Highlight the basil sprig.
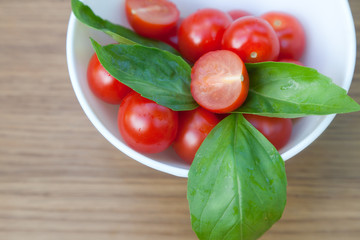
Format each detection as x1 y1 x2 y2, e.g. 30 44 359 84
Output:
235 62 360 117
71 0 179 55
188 114 287 240
91 39 198 111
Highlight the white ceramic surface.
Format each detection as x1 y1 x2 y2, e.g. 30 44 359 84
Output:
67 0 356 178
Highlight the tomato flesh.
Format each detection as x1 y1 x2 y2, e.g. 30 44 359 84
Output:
261 11 306 60
87 53 131 104
222 16 280 63
125 0 179 39
173 107 220 164
177 8 232 63
191 50 249 113
118 92 178 154
244 114 292 150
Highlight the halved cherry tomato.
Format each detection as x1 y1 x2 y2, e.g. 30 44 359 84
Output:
177 8 232 63
118 92 178 154
261 11 306 60
228 9 251 21
191 50 249 113
172 107 220 164
125 0 179 39
244 114 292 150
222 16 280 63
87 53 131 104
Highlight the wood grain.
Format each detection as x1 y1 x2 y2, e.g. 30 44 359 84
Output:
0 0 359 239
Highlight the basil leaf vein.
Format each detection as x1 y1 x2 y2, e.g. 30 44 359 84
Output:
188 114 287 240
234 62 360 118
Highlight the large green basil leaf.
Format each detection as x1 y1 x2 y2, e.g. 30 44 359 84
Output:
188 114 287 240
71 0 179 54
91 39 198 111
234 62 360 118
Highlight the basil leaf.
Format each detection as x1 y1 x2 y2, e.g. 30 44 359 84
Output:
91 39 198 111
71 0 179 55
234 62 360 118
188 114 287 240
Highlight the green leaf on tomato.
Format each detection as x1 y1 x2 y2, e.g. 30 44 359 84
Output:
71 0 179 55
234 62 360 118
188 113 287 240
91 39 198 111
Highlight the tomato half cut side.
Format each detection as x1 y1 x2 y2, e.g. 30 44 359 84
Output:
191 50 249 114
125 0 179 39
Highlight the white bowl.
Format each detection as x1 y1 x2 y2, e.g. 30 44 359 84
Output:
66 0 356 178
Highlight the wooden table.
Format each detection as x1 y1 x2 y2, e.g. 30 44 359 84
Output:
0 1 359 239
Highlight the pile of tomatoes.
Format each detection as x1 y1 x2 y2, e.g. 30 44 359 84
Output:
87 0 306 164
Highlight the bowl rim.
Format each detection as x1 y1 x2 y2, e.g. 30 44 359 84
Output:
66 0 357 178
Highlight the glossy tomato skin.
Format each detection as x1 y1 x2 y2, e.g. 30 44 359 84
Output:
172 107 220 164
244 114 292 150
261 12 306 60
191 50 249 113
221 16 280 63
228 9 251 21
177 8 232 63
125 0 180 39
87 53 131 104
118 92 178 154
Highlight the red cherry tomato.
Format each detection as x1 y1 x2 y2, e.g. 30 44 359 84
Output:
278 59 304 66
177 8 232 63
125 0 179 39
244 114 292 150
173 107 220 164
191 50 249 113
228 9 251 21
118 92 178 154
159 18 182 51
261 11 306 60
222 16 280 63
87 53 131 104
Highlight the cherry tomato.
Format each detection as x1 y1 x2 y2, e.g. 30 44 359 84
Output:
261 11 306 60
244 114 292 150
159 18 182 51
173 107 220 164
177 8 232 63
191 50 249 113
221 16 280 63
87 53 131 104
278 59 304 66
228 9 251 21
118 92 178 154
125 0 180 39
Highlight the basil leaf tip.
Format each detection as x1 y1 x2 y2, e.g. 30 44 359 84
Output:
71 0 179 55
236 62 360 118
